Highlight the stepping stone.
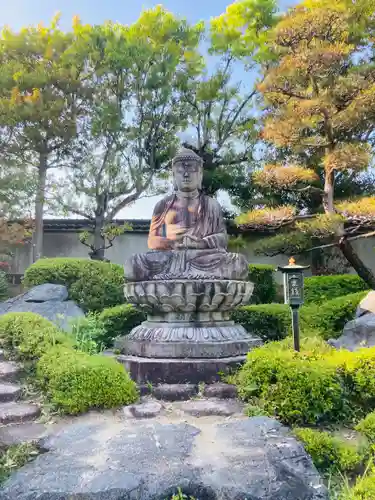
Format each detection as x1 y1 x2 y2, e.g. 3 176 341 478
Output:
0 361 21 382
0 402 41 424
0 422 47 447
152 384 197 401
0 382 21 402
175 398 243 417
128 401 162 419
203 383 238 399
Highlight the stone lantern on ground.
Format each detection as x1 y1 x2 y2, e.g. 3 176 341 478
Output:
116 147 262 384
278 257 310 352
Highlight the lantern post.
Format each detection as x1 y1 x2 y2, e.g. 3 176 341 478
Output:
277 257 310 352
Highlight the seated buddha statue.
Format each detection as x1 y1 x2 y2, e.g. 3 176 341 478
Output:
124 147 249 281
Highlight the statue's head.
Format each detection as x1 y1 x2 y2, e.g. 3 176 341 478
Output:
172 147 203 193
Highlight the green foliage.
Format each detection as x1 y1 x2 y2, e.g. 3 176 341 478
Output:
356 413 375 443
294 428 363 475
24 258 124 312
0 270 8 301
98 304 146 348
0 312 68 360
340 464 375 499
301 291 368 340
36 345 138 414
231 304 290 342
237 342 345 425
248 264 277 304
304 275 369 305
0 443 39 485
253 231 312 257
68 313 105 354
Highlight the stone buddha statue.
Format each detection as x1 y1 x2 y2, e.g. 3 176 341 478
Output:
124 147 249 281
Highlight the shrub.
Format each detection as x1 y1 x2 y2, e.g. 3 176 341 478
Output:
304 274 368 305
294 428 363 475
68 313 105 354
0 443 39 485
0 312 68 360
301 291 367 340
356 412 375 443
237 342 346 425
98 304 146 347
37 345 138 414
24 258 124 312
231 304 290 342
0 270 8 301
342 466 375 499
248 264 277 304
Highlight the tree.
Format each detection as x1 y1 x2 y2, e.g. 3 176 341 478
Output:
0 16 91 261
235 0 375 287
180 0 278 199
51 8 203 260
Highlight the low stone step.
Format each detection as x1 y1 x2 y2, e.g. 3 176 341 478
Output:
0 402 41 424
0 383 21 403
0 361 21 382
0 422 47 447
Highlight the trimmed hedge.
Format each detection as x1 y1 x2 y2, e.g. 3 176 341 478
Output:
24 258 124 312
236 339 375 425
231 304 290 342
37 345 138 414
293 428 363 475
248 264 277 304
0 312 68 360
236 341 346 425
98 304 146 347
301 291 368 339
304 274 369 305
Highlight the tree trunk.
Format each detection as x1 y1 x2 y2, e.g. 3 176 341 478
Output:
89 215 105 261
32 154 47 262
338 236 375 289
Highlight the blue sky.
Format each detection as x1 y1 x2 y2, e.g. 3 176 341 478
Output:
0 0 294 30
0 0 296 219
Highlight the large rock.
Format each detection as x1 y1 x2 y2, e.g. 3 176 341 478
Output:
329 313 375 351
0 284 84 331
0 417 328 499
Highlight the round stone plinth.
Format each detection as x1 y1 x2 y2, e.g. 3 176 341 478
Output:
117 354 247 384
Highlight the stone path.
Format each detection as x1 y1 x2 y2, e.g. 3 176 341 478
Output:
0 350 42 446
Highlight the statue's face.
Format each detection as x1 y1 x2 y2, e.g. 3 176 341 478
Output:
173 159 202 192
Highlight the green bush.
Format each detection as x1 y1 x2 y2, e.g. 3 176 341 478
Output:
248 264 277 304
98 304 146 347
304 274 369 305
0 312 68 360
294 428 363 475
231 304 290 342
237 342 346 425
301 291 368 340
356 412 375 443
0 271 8 301
341 466 375 499
37 345 138 414
68 313 105 354
24 258 124 312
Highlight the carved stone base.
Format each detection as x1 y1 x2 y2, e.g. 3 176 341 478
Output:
117 354 248 384
115 320 261 358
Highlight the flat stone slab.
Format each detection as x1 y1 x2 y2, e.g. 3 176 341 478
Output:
0 382 21 402
0 417 328 499
127 401 162 419
0 422 48 447
0 402 41 424
203 383 238 399
0 362 21 382
153 384 198 401
175 398 243 417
